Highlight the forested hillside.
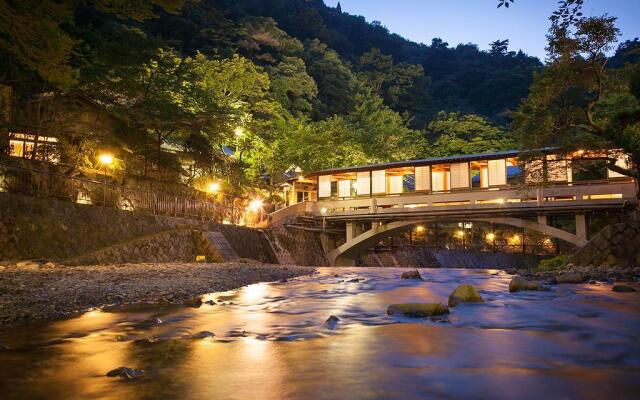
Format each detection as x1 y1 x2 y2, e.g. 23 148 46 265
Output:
1 0 638 193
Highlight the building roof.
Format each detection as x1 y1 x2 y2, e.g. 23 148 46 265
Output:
305 149 539 177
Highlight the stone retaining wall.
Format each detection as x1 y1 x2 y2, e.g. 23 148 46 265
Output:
266 225 329 266
569 221 640 268
65 229 198 265
0 194 281 264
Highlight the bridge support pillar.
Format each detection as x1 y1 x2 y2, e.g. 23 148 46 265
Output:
576 213 587 242
537 215 547 225
346 222 356 241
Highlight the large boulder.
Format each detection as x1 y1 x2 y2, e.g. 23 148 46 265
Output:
556 272 587 284
448 284 484 307
387 303 449 318
401 270 422 280
509 276 542 292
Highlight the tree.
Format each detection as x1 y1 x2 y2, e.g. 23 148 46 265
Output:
489 39 509 57
0 0 183 87
336 2 342 13
424 112 516 157
511 0 640 193
267 56 318 115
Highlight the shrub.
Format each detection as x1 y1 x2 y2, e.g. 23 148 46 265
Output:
536 254 567 271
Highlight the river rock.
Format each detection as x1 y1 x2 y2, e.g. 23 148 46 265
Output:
184 297 202 308
613 284 637 293
509 276 542 292
556 272 587 284
387 303 449 318
106 367 145 380
192 331 215 339
401 270 422 280
448 284 484 307
325 315 340 329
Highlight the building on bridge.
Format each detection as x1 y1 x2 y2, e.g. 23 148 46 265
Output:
270 149 636 266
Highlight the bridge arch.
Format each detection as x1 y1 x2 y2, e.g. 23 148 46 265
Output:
328 217 588 266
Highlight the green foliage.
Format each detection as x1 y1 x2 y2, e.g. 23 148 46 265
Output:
536 255 567 272
511 2 640 181
0 0 184 88
267 56 318 115
424 112 516 157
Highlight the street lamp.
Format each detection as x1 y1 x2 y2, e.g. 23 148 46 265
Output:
249 199 263 212
98 153 114 207
208 182 220 194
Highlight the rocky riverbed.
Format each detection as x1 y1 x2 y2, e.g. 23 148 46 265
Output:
0 261 314 324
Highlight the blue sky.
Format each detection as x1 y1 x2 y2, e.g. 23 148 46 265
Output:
324 0 640 60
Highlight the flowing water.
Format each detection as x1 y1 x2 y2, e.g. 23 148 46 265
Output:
1 268 639 400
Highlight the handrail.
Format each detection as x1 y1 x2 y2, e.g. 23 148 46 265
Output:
317 178 636 201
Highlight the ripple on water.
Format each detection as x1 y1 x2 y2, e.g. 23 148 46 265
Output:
0 267 639 400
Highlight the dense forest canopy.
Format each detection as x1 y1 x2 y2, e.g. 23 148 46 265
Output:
0 0 638 195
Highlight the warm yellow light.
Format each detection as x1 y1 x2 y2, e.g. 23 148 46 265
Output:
234 127 244 137
249 199 263 212
320 207 328 215
497 198 505 204
98 154 113 165
486 232 495 242
416 225 425 233
509 234 522 245
455 229 465 238
576 149 585 156
208 182 220 193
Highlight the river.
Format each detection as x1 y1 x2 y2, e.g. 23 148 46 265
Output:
0 267 639 399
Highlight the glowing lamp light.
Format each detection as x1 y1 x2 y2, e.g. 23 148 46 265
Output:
486 233 496 242
455 230 465 238
497 198 505 205
576 149 585 156
320 207 328 215
208 182 220 193
98 154 114 165
416 225 425 233
249 199 263 212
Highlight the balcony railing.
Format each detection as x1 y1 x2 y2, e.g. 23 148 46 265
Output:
0 162 265 226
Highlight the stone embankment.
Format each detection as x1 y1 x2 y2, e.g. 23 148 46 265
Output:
569 221 640 269
0 261 314 324
518 220 640 283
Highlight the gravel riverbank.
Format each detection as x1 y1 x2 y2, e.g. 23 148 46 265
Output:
0 261 315 324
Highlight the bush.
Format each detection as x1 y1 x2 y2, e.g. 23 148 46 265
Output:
536 255 566 271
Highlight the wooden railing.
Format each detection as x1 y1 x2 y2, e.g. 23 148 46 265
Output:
0 162 265 226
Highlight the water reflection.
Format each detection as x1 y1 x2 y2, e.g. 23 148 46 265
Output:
0 268 639 399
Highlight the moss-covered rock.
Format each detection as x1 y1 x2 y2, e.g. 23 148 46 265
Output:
448 284 484 306
387 303 449 318
400 269 422 280
556 272 587 284
509 276 542 292
613 284 637 293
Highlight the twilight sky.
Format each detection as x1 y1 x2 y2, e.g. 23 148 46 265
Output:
324 0 640 60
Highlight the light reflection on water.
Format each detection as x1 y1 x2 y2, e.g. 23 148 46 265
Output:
0 267 639 399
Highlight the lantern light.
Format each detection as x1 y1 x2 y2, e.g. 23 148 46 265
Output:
249 199 263 212
98 153 114 165
208 182 220 193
